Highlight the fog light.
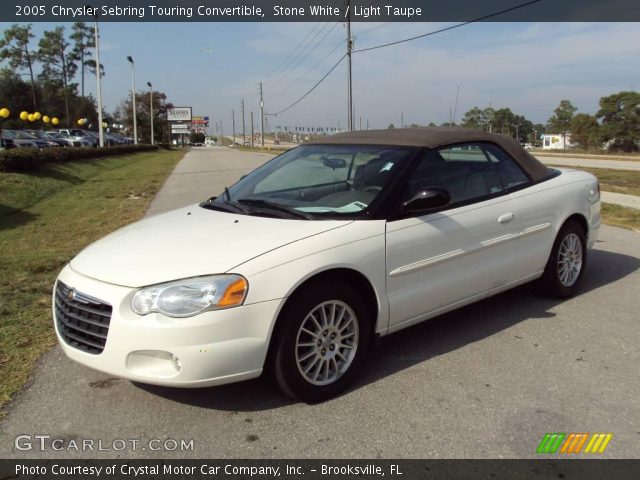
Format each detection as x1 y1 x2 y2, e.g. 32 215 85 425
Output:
126 350 182 378
172 354 182 372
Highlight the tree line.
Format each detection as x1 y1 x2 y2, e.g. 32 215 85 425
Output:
460 92 639 152
0 23 173 143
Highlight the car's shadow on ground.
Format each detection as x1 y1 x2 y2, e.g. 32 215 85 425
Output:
135 246 639 412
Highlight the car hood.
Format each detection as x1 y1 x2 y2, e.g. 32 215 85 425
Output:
70 205 352 288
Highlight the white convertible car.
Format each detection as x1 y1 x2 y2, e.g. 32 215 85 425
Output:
53 128 600 401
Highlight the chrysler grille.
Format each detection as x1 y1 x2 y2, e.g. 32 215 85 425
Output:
54 281 112 354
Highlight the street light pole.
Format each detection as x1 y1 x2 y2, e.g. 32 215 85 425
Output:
127 56 138 145
147 81 154 145
93 16 104 147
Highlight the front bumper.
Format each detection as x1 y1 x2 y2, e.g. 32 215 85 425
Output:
53 265 283 387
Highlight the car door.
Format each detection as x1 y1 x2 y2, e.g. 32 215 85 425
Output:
385 143 521 332
481 142 557 282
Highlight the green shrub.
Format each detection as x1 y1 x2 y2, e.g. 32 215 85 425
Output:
0 145 159 172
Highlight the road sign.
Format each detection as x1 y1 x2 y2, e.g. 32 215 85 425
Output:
171 124 189 133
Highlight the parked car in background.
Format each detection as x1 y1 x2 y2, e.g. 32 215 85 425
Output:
112 133 134 145
1 130 39 148
104 133 125 145
24 130 67 147
45 131 87 148
1 137 16 149
53 128 601 402
47 131 93 148
57 129 98 147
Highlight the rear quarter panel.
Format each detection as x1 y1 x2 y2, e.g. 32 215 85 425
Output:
509 168 600 279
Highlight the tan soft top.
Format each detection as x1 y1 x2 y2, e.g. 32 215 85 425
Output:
309 127 550 181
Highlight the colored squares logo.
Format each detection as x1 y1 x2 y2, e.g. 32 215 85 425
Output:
537 433 612 454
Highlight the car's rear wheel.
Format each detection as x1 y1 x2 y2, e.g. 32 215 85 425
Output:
540 220 587 298
272 282 371 402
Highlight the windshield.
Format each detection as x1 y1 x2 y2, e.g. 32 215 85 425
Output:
206 144 413 219
25 130 45 139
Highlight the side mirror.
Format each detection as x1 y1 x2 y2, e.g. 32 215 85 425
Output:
402 188 451 214
323 157 347 169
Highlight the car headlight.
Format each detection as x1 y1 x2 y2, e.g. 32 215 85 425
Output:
131 275 248 318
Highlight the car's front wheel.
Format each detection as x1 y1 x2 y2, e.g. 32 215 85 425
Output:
272 281 371 402
540 219 587 298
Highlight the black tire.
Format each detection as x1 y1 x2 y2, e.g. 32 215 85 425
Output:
539 220 587 298
272 281 371 402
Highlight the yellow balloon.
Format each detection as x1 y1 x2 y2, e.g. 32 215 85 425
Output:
20 111 29 121
52 117 59 125
77 118 84 126
0 108 9 118
28 114 35 122
43 115 50 123
102 122 108 128
33 112 41 120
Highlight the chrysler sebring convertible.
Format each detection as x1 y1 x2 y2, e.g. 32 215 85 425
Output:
53 128 600 401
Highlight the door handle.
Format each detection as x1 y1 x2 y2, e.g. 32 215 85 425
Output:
498 213 515 224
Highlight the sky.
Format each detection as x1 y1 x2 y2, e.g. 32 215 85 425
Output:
1 21 638 134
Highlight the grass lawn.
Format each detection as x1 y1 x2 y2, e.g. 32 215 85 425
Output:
534 149 640 161
601 203 640 231
550 165 640 197
0 149 184 414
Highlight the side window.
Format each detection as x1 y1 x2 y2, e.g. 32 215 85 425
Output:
406 143 504 206
483 144 530 189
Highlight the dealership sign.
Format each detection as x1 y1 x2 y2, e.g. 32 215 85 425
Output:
167 107 192 122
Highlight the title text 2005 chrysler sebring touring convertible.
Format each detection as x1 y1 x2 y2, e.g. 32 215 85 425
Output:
53 128 600 401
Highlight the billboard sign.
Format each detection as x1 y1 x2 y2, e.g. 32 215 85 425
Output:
191 115 209 125
167 107 192 122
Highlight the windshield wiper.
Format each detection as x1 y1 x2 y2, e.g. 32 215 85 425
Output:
236 198 313 220
200 196 249 214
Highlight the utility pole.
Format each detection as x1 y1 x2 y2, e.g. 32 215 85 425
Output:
232 109 236 147
259 82 265 148
241 99 246 145
147 82 154 145
453 85 460 126
359 116 362 131
401 112 404 128
93 17 104 147
346 0 353 131
250 111 254 148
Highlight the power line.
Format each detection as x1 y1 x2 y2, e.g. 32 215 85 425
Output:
264 23 333 88
355 22 390 39
269 53 347 116
263 23 324 84
271 35 346 99
353 0 542 53
264 0 344 87
268 21 342 94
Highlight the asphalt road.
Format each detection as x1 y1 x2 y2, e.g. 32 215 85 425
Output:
1 147 639 459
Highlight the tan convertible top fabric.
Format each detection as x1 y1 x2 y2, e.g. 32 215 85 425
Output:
309 127 551 181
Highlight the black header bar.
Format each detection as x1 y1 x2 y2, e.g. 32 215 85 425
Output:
3 0 640 22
